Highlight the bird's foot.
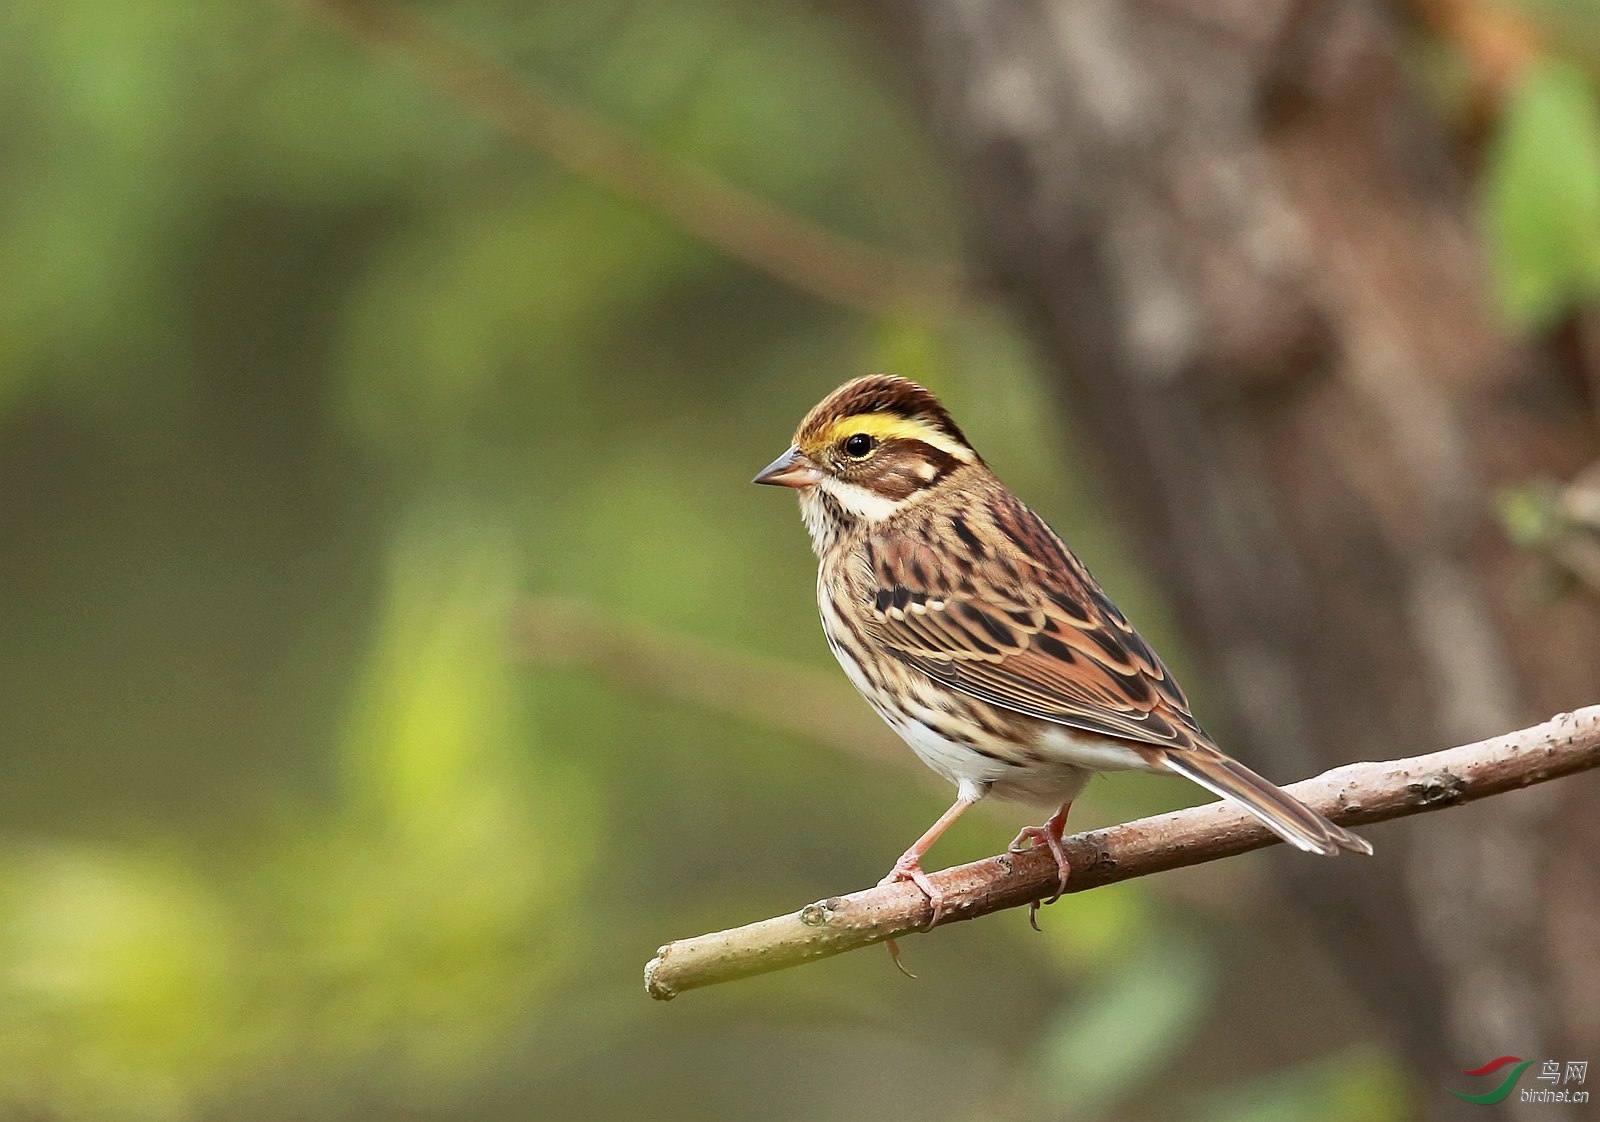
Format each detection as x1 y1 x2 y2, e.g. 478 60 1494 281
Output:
1008 821 1071 932
878 855 948 979
878 855 946 927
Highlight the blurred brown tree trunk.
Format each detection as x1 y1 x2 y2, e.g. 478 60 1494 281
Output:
902 0 1600 1113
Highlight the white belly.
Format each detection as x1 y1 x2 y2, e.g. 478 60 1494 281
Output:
1036 725 1150 772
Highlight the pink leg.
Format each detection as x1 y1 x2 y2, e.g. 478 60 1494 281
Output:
1008 802 1073 931
879 796 977 924
879 795 978 976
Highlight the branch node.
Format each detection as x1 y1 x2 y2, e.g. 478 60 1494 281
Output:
798 900 835 927
1408 771 1467 807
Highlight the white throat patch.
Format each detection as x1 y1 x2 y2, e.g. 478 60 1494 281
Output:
817 476 899 524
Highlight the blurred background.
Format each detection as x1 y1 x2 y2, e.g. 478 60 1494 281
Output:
1 0 1597 1119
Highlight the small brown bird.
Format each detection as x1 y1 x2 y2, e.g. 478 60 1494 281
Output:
755 375 1370 941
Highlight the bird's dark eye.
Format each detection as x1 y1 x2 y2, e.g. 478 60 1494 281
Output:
843 433 875 458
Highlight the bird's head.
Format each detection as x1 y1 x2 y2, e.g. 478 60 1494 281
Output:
754 375 981 540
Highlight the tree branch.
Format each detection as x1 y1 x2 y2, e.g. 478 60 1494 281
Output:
645 706 1600 1000
310 0 970 316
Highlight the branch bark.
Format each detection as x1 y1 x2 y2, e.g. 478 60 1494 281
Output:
646 705 1600 1000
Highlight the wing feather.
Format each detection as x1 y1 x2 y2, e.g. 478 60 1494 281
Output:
865 491 1206 751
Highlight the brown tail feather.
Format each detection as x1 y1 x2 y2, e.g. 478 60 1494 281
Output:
1161 749 1373 857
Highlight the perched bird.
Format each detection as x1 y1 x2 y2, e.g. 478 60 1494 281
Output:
754 375 1370 945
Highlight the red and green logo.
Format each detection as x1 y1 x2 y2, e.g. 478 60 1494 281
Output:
1448 1056 1536 1104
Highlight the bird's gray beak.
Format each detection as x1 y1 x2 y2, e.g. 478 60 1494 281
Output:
752 445 823 489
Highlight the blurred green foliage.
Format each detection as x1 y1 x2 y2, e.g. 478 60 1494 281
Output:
10 0 1595 1117
0 514 591 1118
1483 59 1600 326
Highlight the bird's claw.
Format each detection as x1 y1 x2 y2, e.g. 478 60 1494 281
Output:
884 937 917 978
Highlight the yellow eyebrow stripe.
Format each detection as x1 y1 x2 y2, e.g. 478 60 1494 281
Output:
818 413 975 462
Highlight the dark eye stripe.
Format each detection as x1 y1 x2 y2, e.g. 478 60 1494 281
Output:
849 439 965 500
